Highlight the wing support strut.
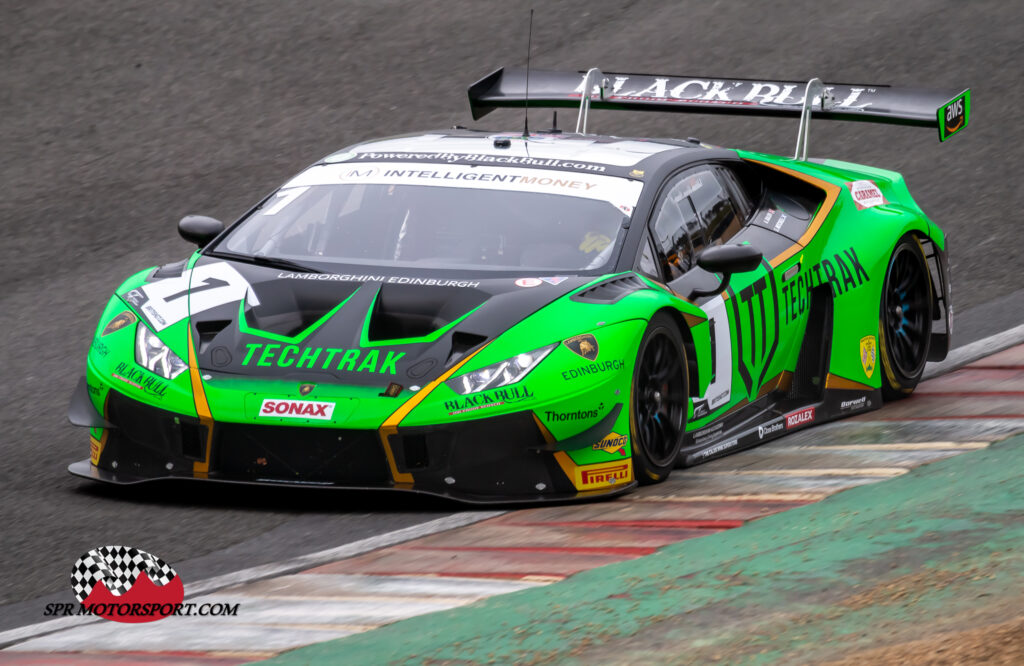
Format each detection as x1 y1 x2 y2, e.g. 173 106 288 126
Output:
575 67 608 134
794 78 836 161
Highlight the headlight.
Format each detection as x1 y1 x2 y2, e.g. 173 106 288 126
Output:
446 343 557 395
135 325 188 380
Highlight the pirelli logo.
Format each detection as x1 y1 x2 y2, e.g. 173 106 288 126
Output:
554 454 634 492
577 461 632 489
581 463 630 485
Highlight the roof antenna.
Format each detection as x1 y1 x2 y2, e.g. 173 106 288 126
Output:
522 9 534 138
549 110 561 133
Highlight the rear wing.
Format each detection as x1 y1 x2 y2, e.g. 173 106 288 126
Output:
468 68 970 157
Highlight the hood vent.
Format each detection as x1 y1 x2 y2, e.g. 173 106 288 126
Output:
366 284 488 343
447 331 488 365
196 320 232 353
151 259 187 280
245 282 355 337
572 274 647 303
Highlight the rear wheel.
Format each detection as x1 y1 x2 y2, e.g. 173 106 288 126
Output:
879 235 933 400
631 313 688 485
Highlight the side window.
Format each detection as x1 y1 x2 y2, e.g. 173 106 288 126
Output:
718 166 755 221
689 169 741 247
650 172 703 280
636 235 660 279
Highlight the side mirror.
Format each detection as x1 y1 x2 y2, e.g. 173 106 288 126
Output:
178 215 225 247
690 244 763 298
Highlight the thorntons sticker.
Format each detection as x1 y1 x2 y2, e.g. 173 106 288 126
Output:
847 181 888 210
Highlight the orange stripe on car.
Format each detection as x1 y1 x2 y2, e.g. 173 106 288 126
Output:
378 344 490 485
187 326 215 476
825 373 873 391
744 159 842 268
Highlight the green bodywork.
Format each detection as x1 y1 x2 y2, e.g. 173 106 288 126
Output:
82 150 946 489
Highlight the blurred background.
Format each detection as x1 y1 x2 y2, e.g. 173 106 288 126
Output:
1 0 1020 611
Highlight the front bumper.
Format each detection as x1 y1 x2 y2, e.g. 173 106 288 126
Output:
69 386 635 503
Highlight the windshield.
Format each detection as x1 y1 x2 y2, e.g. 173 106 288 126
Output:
212 162 643 273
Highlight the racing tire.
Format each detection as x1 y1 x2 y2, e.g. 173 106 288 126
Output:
631 312 689 485
879 235 933 401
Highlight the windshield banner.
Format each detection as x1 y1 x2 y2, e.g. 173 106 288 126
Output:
283 163 643 215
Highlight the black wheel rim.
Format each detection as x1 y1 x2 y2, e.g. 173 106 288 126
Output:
883 245 929 378
635 330 686 467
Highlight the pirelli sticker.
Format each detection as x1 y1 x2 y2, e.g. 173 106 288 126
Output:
557 455 633 491
90 436 105 465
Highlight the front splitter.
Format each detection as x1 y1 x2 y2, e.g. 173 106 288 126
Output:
67 459 637 505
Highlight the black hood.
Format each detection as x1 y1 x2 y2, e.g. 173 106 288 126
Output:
187 258 594 388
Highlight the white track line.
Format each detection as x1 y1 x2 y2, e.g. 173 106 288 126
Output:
0 510 503 649
683 468 909 477
774 442 989 451
924 322 1024 379
624 492 829 502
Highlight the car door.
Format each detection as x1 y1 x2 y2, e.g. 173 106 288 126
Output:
643 164 787 423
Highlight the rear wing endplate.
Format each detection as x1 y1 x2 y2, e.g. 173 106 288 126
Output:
468 68 970 154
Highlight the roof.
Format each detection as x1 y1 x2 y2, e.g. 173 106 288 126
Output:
326 130 707 174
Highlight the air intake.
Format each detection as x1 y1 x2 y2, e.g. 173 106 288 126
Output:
571 274 647 303
365 284 487 342
447 331 488 365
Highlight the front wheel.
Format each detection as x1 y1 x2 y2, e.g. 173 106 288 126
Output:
879 235 933 400
631 312 688 485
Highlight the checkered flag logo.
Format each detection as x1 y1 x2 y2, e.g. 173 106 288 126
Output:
70 546 177 602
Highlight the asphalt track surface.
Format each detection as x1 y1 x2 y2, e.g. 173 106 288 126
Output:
1 0 1021 621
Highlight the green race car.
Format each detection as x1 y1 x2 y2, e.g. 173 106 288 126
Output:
68 67 969 502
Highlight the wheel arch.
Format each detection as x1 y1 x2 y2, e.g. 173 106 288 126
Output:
658 306 709 398
913 230 952 362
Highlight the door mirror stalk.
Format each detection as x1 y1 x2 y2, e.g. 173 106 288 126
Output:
689 244 764 298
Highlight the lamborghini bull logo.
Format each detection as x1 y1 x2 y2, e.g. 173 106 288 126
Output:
564 334 599 361
730 274 779 399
